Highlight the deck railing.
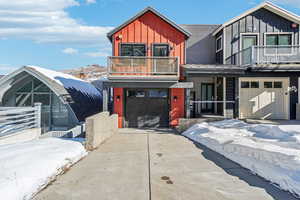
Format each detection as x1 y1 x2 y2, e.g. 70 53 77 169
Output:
229 45 300 66
0 103 41 137
108 56 179 78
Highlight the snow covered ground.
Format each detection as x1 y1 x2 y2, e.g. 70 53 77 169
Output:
182 120 300 197
0 138 87 200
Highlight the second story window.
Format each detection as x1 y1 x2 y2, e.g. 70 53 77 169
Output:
216 36 222 52
265 34 292 46
153 44 170 57
120 43 146 56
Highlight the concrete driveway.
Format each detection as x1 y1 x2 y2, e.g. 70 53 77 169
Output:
34 129 297 200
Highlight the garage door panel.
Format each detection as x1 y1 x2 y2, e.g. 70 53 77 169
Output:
239 78 289 120
125 89 169 128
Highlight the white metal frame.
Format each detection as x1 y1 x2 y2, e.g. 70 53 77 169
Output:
239 33 260 65
216 35 223 53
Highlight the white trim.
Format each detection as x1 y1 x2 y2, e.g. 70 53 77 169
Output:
223 77 226 118
213 2 300 36
216 35 223 53
223 30 226 64
263 32 294 56
239 33 260 65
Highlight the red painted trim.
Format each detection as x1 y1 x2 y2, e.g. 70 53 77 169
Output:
170 88 185 126
113 88 124 128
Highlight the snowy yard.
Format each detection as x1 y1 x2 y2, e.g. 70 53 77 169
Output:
183 120 300 197
0 138 87 200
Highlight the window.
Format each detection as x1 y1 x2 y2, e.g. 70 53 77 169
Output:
153 44 169 57
216 36 222 52
274 81 283 88
264 82 273 88
120 43 146 56
127 90 146 98
241 81 250 88
266 34 292 46
148 90 168 98
251 81 259 88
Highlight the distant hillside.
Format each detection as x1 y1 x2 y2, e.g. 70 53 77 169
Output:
0 75 4 79
61 64 107 82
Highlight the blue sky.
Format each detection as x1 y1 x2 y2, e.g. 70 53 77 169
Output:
0 0 300 74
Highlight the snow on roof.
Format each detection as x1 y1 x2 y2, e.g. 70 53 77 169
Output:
27 65 101 98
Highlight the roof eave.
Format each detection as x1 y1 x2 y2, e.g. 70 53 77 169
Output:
107 6 191 42
212 1 300 36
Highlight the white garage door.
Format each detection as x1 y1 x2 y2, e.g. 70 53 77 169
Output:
239 77 289 120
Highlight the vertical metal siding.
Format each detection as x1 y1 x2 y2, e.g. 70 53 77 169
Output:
224 8 299 63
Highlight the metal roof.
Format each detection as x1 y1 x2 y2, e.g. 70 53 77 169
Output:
107 6 192 42
0 66 102 122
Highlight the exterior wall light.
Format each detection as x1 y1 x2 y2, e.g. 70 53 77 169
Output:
116 35 122 41
116 95 121 102
173 96 178 102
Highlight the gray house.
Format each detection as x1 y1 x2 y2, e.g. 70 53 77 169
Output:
184 2 300 120
0 66 103 132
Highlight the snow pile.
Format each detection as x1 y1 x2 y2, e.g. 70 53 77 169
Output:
0 138 87 200
182 120 300 196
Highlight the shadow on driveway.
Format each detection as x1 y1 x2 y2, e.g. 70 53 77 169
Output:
191 140 299 200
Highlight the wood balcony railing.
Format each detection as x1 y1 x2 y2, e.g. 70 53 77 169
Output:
107 56 179 80
227 45 300 66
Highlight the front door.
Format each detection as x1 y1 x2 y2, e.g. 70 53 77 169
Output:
241 35 257 65
201 83 214 113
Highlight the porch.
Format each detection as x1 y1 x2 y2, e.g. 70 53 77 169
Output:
184 64 242 119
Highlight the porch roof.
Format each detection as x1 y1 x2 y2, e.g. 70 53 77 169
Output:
183 64 246 75
103 81 193 89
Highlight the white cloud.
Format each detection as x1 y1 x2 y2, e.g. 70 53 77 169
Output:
0 65 18 75
84 50 110 57
62 47 78 54
0 0 113 46
86 0 96 4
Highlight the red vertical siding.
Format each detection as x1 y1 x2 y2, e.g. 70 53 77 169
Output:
112 10 187 128
113 88 124 128
113 10 186 67
170 88 185 126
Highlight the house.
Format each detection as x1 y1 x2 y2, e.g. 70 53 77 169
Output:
104 2 300 128
105 7 193 128
184 2 300 120
0 66 103 132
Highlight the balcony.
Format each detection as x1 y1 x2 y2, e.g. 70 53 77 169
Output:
229 45 300 67
107 56 179 81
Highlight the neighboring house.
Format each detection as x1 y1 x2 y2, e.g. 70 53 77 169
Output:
104 2 300 128
0 66 102 132
184 2 300 120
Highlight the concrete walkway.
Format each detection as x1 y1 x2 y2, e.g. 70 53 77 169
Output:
34 129 297 200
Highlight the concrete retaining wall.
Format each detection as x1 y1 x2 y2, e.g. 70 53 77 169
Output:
0 128 41 145
85 112 118 150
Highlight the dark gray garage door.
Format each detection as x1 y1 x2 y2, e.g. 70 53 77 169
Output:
125 89 169 128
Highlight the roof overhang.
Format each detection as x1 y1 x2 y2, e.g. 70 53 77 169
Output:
103 81 193 88
213 1 300 36
107 6 192 42
183 64 246 75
